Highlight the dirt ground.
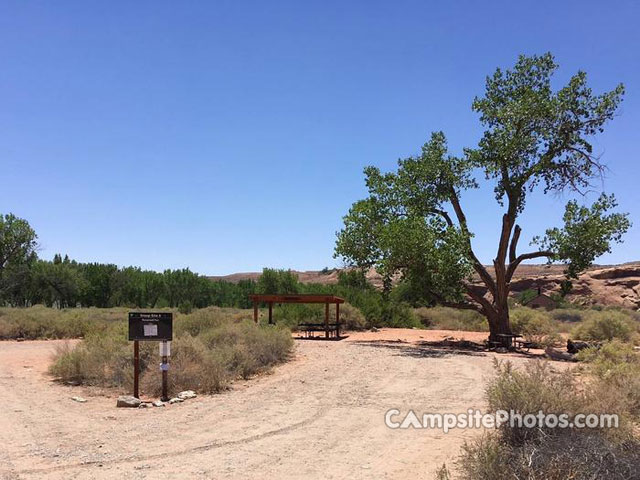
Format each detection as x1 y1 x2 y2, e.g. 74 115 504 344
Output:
0 329 535 480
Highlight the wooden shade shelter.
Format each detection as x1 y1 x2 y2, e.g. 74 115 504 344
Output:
249 294 345 339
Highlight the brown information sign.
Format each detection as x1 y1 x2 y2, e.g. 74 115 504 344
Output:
128 312 173 341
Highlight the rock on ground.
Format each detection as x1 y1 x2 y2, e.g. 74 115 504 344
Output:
177 390 197 400
116 395 141 408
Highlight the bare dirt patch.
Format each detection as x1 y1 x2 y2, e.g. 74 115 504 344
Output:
1 331 530 479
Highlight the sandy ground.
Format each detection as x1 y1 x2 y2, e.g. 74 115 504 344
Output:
0 329 535 480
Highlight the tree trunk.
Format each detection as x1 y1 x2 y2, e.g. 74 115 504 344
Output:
487 306 512 343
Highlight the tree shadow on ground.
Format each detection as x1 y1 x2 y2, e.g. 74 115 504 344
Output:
351 339 546 360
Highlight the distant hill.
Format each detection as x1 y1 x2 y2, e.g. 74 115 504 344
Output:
209 262 640 309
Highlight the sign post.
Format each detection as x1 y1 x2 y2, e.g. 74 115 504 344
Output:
159 341 170 402
133 340 140 398
128 312 173 400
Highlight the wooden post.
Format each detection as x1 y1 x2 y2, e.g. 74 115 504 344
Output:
325 302 329 339
268 302 273 325
133 340 140 399
253 300 258 324
336 302 340 339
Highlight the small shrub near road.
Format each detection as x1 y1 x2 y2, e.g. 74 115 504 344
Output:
449 358 640 479
49 307 294 395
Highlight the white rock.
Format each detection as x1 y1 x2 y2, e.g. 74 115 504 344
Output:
152 400 165 407
116 396 141 408
177 390 197 400
138 402 153 409
169 397 184 404
71 396 87 403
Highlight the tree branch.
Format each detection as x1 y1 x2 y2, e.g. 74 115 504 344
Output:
431 209 454 227
449 188 497 295
506 250 555 282
465 285 495 315
509 225 522 263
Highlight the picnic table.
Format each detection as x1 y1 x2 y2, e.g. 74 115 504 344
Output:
492 334 535 351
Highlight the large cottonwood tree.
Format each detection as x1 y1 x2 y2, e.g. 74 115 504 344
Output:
335 53 630 341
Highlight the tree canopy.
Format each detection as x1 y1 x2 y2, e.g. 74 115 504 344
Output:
335 53 631 339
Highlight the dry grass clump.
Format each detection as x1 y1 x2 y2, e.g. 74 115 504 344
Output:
577 341 640 418
0 306 127 340
447 358 640 479
49 307 294 395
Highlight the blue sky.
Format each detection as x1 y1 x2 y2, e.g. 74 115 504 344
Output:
1 1 638 275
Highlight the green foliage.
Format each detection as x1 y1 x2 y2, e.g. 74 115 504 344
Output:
572 310 639 342
413 306 488 331
256 268 300 295
178 300 193 314
533 194 631 278
517 289 538 305
0 213 38 305
509 307 560 347
577 341 640 380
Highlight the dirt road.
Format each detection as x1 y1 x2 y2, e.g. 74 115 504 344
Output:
0 330 530 479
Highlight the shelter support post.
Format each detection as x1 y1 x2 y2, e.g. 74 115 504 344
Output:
325 302 329 339
253 301 258 324
336 302 340 339
268 302 273 325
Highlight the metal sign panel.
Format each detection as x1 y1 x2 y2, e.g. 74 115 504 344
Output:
128 312 173 341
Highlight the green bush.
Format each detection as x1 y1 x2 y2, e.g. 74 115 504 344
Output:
381 302 421 328
550 308 587 323
338 303 366 330
178 300 193 314
509 307 560 347
414 307 489 331
572 310 639 342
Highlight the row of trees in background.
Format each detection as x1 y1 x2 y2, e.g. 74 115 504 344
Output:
0 213 404 325
1 252 258 310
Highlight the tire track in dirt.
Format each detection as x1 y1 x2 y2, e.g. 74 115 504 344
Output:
3 405 329 476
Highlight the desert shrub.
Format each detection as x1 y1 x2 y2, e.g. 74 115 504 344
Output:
550 308 587 323
269 301 367 331
337 303 366 330
0 306 127 340
381 302 421 328
178 300 193 314
449 358 640 480
578 341 640 417
50 308 294 395
48 322 146 386
486 360 584 445
509 307 559 347
174 307 227 336
572 310 638 342
457 430 640 480
414 307 488 331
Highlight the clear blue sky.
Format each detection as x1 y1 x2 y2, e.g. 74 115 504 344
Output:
1 1 638 275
